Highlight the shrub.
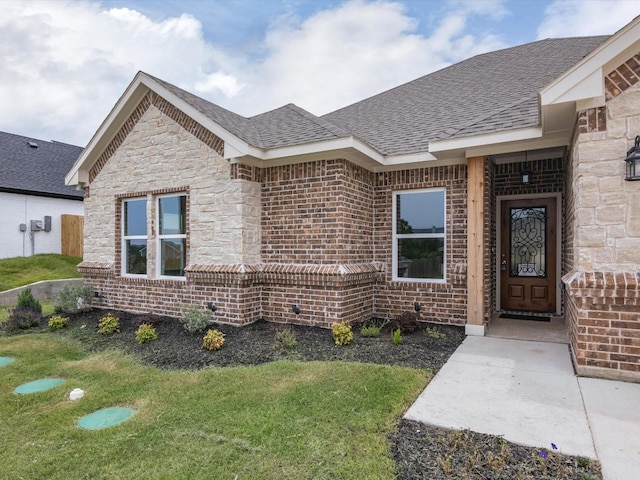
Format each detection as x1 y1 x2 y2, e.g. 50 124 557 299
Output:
180 305 212 333
135 323 158 344
98 313 119 334
4 306 42 331
17 287 42 313
426 326 447 339
54 284 93 314
391 328 403 345
275 326 298 349
331 321 353 346
388 311 420 334
360 318 386 338
202 329 225 351
48 315 69 330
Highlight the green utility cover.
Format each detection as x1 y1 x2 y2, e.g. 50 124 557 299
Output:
0 357 15 367
77 407 135 430
14 378 65 394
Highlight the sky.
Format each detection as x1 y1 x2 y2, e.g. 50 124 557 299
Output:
2 0 640 147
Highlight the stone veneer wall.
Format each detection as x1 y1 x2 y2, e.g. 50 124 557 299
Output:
372 165 468 325
564 54 640 381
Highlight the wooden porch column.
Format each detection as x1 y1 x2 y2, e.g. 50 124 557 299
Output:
466 156 486 336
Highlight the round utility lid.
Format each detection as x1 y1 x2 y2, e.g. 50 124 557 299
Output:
0 357 15 367
14 378 65 394
77 407 135 430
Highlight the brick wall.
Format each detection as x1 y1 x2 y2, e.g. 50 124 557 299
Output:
564 272 640 381
261 159 374 264
564 52 640 381
372 164 468 325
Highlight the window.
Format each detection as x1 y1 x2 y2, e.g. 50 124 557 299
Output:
393 189 446 281
157 194 186 277
122 198 148 275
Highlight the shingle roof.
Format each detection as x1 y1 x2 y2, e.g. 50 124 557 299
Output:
148 74 349 149
322 36 610 155
0 131 83 199
146 36 608 157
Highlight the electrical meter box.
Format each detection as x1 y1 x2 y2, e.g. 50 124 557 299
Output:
30 220 43 231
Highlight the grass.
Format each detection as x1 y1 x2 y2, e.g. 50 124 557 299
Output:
0 254 82 292
0 300 55 324
0 334 430 479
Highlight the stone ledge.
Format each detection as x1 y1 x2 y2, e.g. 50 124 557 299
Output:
562 270 639 293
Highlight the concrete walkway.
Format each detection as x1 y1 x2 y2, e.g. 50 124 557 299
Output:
405 336 640 480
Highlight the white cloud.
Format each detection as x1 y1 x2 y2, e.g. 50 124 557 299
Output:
0 0 509 146
537 0 639 38
0 1 241 145
233 0 507 115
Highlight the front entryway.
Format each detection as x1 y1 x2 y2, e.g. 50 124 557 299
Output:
499 196 558 313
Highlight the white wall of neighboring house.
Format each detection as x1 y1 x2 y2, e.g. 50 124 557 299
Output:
0 192 84 259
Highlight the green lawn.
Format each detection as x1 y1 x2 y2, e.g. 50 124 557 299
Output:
0 335 429 479
0 254 82 292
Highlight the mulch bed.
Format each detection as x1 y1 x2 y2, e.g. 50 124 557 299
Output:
3 309 602 479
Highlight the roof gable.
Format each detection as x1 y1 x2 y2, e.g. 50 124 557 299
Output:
0 131 83 199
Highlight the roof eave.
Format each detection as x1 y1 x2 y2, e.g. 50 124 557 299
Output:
541 16 640 107
228 136 440 171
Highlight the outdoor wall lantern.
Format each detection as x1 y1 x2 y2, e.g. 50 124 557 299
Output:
520 164 533 185
625 135 640 181
414 302 421 312
292 304 301 315
207 302 217 312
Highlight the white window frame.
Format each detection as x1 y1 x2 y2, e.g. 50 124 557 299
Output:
121 197 148 278
392 187 446 283
156 193 187 280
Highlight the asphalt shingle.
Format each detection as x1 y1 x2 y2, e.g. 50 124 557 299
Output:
322 36 610 155
0 131 83 199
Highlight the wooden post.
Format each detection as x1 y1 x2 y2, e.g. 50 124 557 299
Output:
466 156 485 335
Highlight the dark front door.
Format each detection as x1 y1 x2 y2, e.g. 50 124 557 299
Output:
500 197 557 313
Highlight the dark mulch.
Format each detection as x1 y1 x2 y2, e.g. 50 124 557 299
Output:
3 309 602 480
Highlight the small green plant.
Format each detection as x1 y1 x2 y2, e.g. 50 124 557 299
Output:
4 306 42 331
438 456 452 476
275 326 297 349
17 287 42 313
98 313 120 334
426 326 447 339
48 315 69 330
180 304 212 333
391 328 402 345
54 284 93 313
135 323 158 344
360 318 386 338
577 456 590 468
202 329 225 351
331 321 353 346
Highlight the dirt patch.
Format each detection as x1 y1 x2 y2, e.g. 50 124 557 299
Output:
4 309 601 479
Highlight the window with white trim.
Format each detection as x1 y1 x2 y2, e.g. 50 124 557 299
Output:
122 198 148 276
157 194 186 277
393 188 446 281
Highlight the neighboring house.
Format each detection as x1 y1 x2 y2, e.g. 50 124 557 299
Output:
0 132 84 259
67 18 640 382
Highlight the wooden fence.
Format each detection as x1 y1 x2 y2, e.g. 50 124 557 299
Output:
61 214 84 257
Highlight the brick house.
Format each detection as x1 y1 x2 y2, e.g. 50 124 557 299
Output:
67 18 640 381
